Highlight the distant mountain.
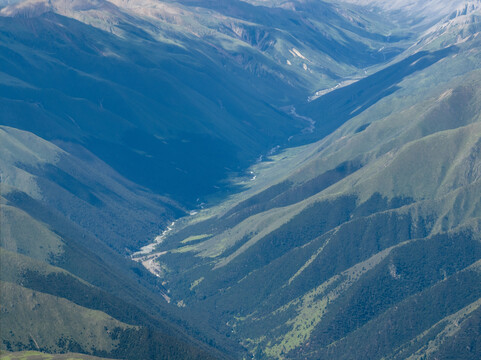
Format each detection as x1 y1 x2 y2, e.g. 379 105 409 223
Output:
333 0 472 19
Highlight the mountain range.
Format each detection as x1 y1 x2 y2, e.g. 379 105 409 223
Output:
1 0 481 359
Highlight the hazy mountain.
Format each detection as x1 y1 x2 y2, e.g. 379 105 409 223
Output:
2 0 481 359
333 0 473 19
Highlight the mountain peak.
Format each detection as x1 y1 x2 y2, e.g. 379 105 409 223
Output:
333 0 476 25
0 0 113 18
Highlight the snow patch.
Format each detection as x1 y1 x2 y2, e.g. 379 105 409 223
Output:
289 47 307 60
309 79 359 101
132 221 175 258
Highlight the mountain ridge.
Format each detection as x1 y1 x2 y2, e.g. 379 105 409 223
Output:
2 0 481 359
139 8 481 358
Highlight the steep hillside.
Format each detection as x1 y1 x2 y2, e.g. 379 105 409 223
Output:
141 8 481 359
0 125 182 254
1 0 410 89
0 11 295 203
1 0 402 357
0 0 418 206
3 0 481 359
0 351 116 360
0 126 236 358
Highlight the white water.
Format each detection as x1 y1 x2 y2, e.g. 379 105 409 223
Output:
130 222 178 302
287 105 315 134
131 221 175 258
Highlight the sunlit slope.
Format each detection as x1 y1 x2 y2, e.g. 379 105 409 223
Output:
0 247 223 359
152 32 481 359
0 127 230 359
0 1 423 358
0 351 116 360
2 1 481 359
0 281 134 355
0 125 180 254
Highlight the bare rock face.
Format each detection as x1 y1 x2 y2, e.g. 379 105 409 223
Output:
0 0 116 18
0 0 53 17
334 0 481 24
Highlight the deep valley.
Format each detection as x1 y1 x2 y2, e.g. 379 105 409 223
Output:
1 0 481 359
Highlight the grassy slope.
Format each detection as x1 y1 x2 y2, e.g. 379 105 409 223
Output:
2 2 480 360
0 124 181 255
0 126 232 358
0 350 116 360
0 281 133 354
149 16 481 359
0 0 421 207
0 204 63 262
0 205 227 359
0 2 425 357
